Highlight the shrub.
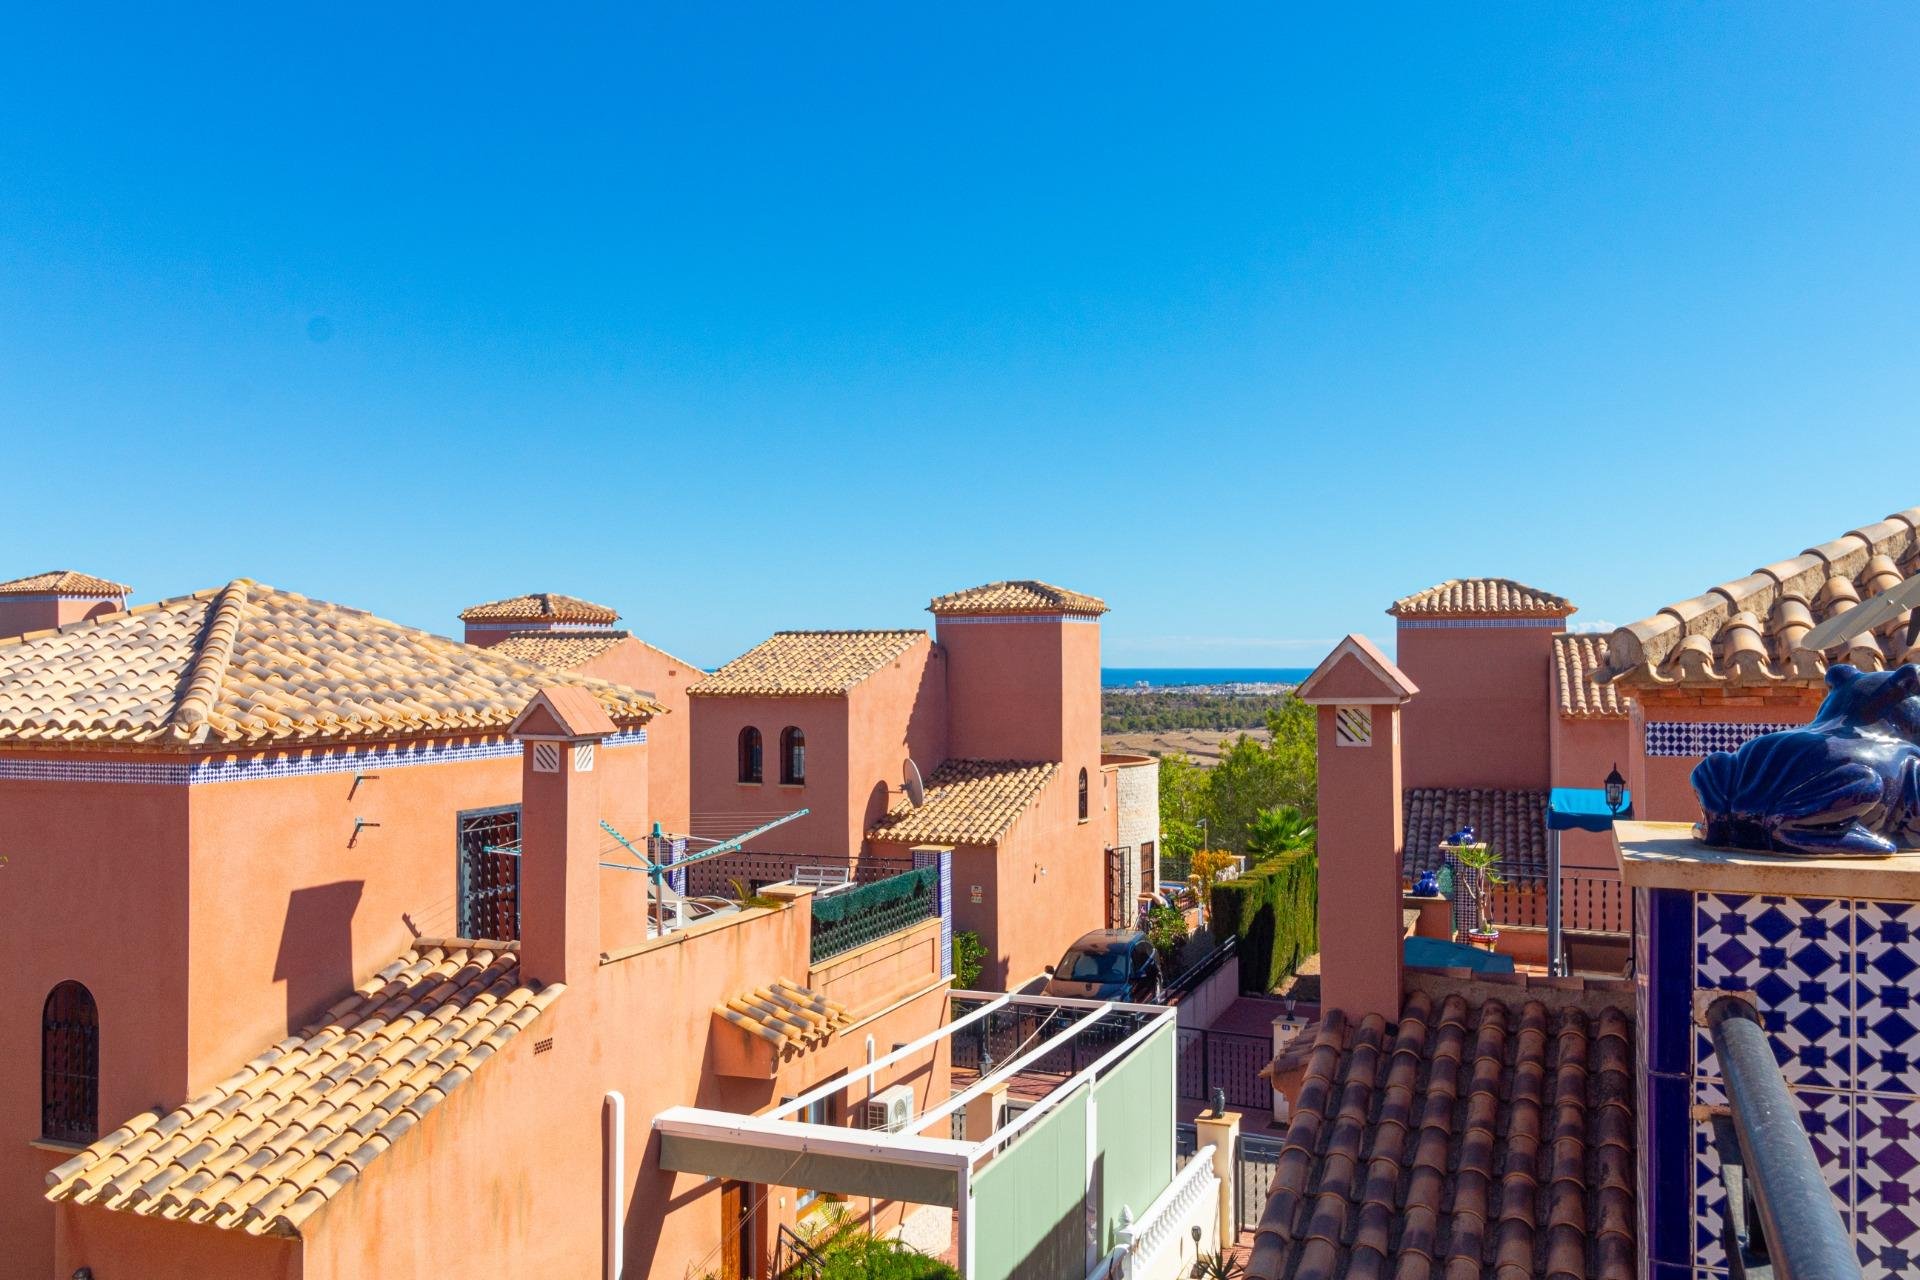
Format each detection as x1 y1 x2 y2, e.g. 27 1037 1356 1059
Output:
817 1237 959 1280
951 931 986 988
1211 848 1318 994
1146 901 1189 963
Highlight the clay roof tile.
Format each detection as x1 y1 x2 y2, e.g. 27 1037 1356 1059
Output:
1241 986 1636 1280
45 943 558 1236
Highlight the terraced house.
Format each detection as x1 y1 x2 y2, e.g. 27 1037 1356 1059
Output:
0 576 954 1278
686 580 1132 988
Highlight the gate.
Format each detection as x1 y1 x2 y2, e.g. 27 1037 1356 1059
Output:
1235 1133 1282 1229
1175 1027 1273 1111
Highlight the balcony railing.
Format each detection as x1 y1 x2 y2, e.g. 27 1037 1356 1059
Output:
1705 996 1861 1280
808 865 939 964
1486 871 1629 933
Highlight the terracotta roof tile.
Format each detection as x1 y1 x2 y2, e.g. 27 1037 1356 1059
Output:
867 758 1059 846
927 580 1108 617
690 630 925 698
1389 579 1574 620
1552 634 1626 718
458 592 619 624
714 978 852 1050
0 581 662 747
46 941 556 1238
1247 991 1636 1280
1596 507 1920 688
0 570 130 597
491 630 632 670
1402 789 1548 879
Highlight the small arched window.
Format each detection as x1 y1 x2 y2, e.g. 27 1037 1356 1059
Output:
1078 768 1090 823
42 981 99 1144
780 727 807 785
738 726 764 784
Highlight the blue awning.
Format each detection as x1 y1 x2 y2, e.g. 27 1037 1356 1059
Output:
1547 786 1633 832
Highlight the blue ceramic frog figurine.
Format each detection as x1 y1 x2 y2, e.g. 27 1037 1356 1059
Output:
1693 662 1920 856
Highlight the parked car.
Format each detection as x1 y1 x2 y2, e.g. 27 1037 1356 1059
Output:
1042 929 1162 1002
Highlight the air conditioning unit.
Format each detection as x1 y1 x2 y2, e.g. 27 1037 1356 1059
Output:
863 1084 916 1134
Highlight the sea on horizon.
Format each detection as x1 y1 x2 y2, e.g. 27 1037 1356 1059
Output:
1101 666 1311 689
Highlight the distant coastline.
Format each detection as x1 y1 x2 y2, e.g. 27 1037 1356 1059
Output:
1101 666 1311 690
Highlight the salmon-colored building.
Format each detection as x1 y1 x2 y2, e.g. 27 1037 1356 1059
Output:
460 591 702 834
0 569 129 637
1 578 954 1279
1378 578 1632 914
688 581 1123 989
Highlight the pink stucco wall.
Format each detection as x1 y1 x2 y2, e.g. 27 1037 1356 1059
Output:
686 634 944 857
1395 622 1559 790
0 593 124 640
5 735 655 1275
572 638 700 836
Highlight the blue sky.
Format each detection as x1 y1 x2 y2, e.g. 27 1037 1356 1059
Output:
3 6 1917 668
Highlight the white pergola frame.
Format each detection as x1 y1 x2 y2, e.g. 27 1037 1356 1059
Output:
653 988 1177 1278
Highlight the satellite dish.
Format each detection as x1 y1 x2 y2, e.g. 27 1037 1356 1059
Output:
903 758 926 807
1798 576 1920 655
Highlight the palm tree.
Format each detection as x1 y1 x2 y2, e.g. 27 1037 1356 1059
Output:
1246 805 1316 860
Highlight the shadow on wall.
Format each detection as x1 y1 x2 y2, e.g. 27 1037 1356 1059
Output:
274 881 364 1036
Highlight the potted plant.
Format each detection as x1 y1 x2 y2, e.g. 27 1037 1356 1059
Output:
1449 842 1503 949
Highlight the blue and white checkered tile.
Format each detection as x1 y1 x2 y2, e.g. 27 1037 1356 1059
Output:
1856 900 1920 1096
1695 892 1853 1088
1694 1079 1850 1273
1645 720 1799 757
1856 1093 1920 1278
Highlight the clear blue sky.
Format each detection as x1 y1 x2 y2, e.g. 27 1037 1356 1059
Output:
3 6 1917 668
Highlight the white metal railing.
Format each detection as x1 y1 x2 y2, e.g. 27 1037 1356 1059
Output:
1095 1143 1220 1280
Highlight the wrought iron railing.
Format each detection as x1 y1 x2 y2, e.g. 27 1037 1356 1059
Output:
808 866 939 964
1162 934 1237 1004
1706 996 1860 1279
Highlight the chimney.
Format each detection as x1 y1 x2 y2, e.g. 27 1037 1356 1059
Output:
510 686 618 987
0 571 130 639
1294 634 1420 1022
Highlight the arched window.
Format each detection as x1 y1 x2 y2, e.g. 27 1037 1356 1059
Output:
42 981 98 1144
738 726 764 784
780 727 806 785
1078 768 1090 823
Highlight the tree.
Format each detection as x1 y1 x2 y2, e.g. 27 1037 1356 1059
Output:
1206 734 1294 853
1264 697 1318 820
1158 751 1210 828
1247 806 1316 861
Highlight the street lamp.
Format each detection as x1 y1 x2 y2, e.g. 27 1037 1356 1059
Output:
1604 765 1627 815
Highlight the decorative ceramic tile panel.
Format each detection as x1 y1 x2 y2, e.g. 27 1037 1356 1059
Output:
1855 900 1920 1095
1646 721 1797 757
1856 1092 1920 1275
1693 1079 1851 1274
1695 893 1852 1088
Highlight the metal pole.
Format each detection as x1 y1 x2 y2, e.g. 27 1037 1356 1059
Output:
1547 828 1564 976
1707 997 1861 1280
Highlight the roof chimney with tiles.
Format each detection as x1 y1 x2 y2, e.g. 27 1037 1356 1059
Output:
460 592 621 648
510 687 617 986
1296 634 1419 1023
0 570 130 639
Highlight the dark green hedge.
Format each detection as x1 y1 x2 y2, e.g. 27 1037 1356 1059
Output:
1210 849 1318 994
